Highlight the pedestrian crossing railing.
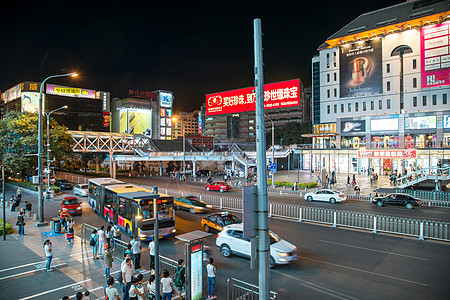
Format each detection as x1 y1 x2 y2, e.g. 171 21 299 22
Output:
227 278 278 300
164 188 450 242
395 189 450 202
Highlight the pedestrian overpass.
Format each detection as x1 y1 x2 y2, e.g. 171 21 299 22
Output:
396 166 450 190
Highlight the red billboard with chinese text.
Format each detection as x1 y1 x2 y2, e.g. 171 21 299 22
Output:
206 79 300 116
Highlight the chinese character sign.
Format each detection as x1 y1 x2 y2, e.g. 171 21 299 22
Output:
206 79 300 116
421 23 450 88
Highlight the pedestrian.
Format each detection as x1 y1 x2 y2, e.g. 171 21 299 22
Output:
43 239 53 271
98 226 106 257
105 225 112 247
130 236 141 269
121 257 135 300
25 201 32 212
17 211 25 236
16 187 22 200
316 174 321 183
90 229 99 259
104 245 114 278
173 259 185 298
207 257 217 298
161 269 174 300
10 195 16 212
352 174 356 185
149 238 155 269
105 277 120 300
147 274 160 300
112 222 121 249
66 217 74 244
83 291 91 300
75 292 83 300
129 274 145 300
62 297 70 300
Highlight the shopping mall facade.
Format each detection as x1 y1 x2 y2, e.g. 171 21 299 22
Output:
308 0 450 175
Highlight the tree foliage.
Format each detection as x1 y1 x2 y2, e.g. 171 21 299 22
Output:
266 121 312 147
0 111 72 178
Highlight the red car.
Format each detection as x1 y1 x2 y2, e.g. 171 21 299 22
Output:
60 196 82 216
205 181 232 193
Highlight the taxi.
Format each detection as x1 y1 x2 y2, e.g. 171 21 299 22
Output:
174 195 212 213
201 212 241 233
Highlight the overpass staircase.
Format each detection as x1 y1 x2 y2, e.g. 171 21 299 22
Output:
396 166 450 190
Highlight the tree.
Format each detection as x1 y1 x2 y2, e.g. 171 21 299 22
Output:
0 111 72 179
266 121 312 147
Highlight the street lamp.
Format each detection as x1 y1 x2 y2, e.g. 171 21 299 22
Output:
46 105 68 190
37 72 77 225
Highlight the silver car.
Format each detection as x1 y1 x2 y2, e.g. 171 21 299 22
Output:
73 184 88 197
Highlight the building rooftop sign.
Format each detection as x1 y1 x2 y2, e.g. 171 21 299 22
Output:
46 84 96 99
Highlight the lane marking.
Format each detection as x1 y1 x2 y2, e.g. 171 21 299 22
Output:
319 240 428 261
272 269 360 300
19 279 92 300
0 258 60 273
302 256 428 287
0 262 67 281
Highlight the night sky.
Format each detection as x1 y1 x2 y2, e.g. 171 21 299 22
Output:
1 0 401 112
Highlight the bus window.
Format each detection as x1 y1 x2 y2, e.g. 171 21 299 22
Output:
140 199 154 220
105 190 114 209
158 202 173 221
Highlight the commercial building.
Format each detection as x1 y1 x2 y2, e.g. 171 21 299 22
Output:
204 79 308 149
309 0 450 175
110 89 174 139
1 81 110 131
172 111 200 140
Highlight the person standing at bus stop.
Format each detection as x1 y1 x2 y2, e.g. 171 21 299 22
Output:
130 235 141 269
112 222 121 250
98 226 106 257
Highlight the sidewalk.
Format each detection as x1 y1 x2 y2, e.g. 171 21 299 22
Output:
0 185 128 299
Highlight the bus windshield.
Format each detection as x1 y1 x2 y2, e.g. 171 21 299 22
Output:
140 198 174 221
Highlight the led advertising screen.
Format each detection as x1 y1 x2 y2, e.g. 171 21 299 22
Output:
444 114 450 129
340 120 366 133
370 118 398 131
206 79 300 116
159 92 173 108
128 109 151 135
421 23 450 88
404 116 437 130
21 92 40 113
339 38 382 98
119 109 128 133
46 84 96 99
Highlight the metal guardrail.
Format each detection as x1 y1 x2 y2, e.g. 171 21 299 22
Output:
395 189 450 201
227 278 278 300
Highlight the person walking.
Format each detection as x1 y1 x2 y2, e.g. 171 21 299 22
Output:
90 229 99 259
10 195 16 212
16 187 22 201
173 259 185 299
43 239 53 272
112 222 121 249
105 277 120 300
149 239 155 269
17 211 25 236
130 236 141 269
104 245 114 278
129 274 145 300
207 257 216 298
105 225 112 247
98 226 106 257
161 269 174 300
121 257 135 300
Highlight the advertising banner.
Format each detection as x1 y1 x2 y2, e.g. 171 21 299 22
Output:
341 120 366 133
159 92 173 108
206 79 300 116
421 23 450 88
128 109 151 135
358 148 417 159
370 118 398 131
46 84 96 99
190 243 203 300
444 114 450 129
21 92 40 113
404 116 437 130
339 39 382 98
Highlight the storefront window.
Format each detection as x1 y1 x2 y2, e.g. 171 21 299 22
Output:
371 135 399 148
405 134 436 148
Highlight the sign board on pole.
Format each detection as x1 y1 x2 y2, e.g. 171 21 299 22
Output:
189 242 203 300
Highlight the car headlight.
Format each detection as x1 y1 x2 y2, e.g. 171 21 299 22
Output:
62 208 68 211
206 205 212 208
172 229 176 233
278 252 289 256
76 207 81 210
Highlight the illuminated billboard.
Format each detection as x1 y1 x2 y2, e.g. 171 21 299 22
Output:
119 108 152 135
404 116 437 130
159 92 173 108
421 23 450 88
21 92 41 113
444 114 450 129
46 84 96 99
339 39 382 98
206 79 300 116
370 117 398 131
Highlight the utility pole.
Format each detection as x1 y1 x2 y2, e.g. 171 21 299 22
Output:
254 18 270 299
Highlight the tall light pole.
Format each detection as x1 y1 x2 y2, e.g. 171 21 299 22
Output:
46 105 68 190
172 117 186 176
37 73 77 225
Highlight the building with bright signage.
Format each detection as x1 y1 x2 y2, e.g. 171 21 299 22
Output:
172 111 200 140
1 81 111 131
204 79 307 149
308 0 450 175
110 89 174 140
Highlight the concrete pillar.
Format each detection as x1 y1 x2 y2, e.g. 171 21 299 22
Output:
95 154 99 174
159 161 163 176
193 161 197 179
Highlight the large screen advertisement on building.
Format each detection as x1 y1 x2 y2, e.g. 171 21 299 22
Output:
206 79 300 116
421 23 450 88
159 92 173 108
340 120 366 133
444 114 450 129
404 116 437 130
46 84 96 99
119 108 152 135
339 38 382 98
21 92 40 113
370 118 398 131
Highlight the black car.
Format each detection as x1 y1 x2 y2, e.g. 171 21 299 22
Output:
196 170 210 177
54 179 73 190
372 193 421 209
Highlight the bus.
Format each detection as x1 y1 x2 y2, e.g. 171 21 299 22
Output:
88 178 176 241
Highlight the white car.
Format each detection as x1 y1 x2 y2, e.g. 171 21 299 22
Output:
73 184 88 197
216 224 296 267
304 189 346 204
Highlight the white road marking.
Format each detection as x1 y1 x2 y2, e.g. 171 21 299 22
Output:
0 262 67 281
19 279 92 300
0 258 60 273
319 239 428 260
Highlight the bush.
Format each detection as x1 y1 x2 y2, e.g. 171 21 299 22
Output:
267 180 317 188
0 218 13 235
299 182 318 188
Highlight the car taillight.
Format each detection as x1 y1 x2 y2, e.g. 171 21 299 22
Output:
339 194 344 197
216 234 219 238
